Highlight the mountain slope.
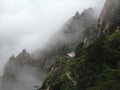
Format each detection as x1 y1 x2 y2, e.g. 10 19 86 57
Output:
39 0 120 90
39 30 120 90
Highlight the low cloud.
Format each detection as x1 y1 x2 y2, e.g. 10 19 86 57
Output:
0 0 105 75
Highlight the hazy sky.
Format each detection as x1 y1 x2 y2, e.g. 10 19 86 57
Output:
0 0 105 75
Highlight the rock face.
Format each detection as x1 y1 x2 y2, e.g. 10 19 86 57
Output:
13 49 31 65
96 0 120 37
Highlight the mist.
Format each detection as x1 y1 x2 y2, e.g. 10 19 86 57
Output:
0 0 106 90
0 0 105 79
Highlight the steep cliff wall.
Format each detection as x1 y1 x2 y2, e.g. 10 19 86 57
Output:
97 0 120 37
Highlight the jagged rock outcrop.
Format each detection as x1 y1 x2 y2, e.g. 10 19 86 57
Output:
0 49 45 90
61 8 96 36
97 0 120 37
13 49 31 65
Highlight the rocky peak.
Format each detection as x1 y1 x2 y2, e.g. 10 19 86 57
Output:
8 49 31 65
73 11 80 19
9 55 15 60
63 8 96 34
17 49 30 58
22 49 26 54
16 49 31 65
80 8 94 19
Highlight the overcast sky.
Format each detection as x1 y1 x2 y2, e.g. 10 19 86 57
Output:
0 0 105 75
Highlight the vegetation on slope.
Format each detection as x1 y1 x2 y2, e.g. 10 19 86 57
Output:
39 30 120 90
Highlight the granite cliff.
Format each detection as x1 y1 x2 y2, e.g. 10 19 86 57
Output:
97 0 120 37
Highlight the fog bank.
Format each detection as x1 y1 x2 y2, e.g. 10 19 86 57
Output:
0 0 105 75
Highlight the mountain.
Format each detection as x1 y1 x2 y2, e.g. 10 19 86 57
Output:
39 0 120 90
1 0 120 90
39 31 120 90
0 49 45 90
0 8 97 90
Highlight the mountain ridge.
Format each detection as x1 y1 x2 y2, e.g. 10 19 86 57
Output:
1 0 120 89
